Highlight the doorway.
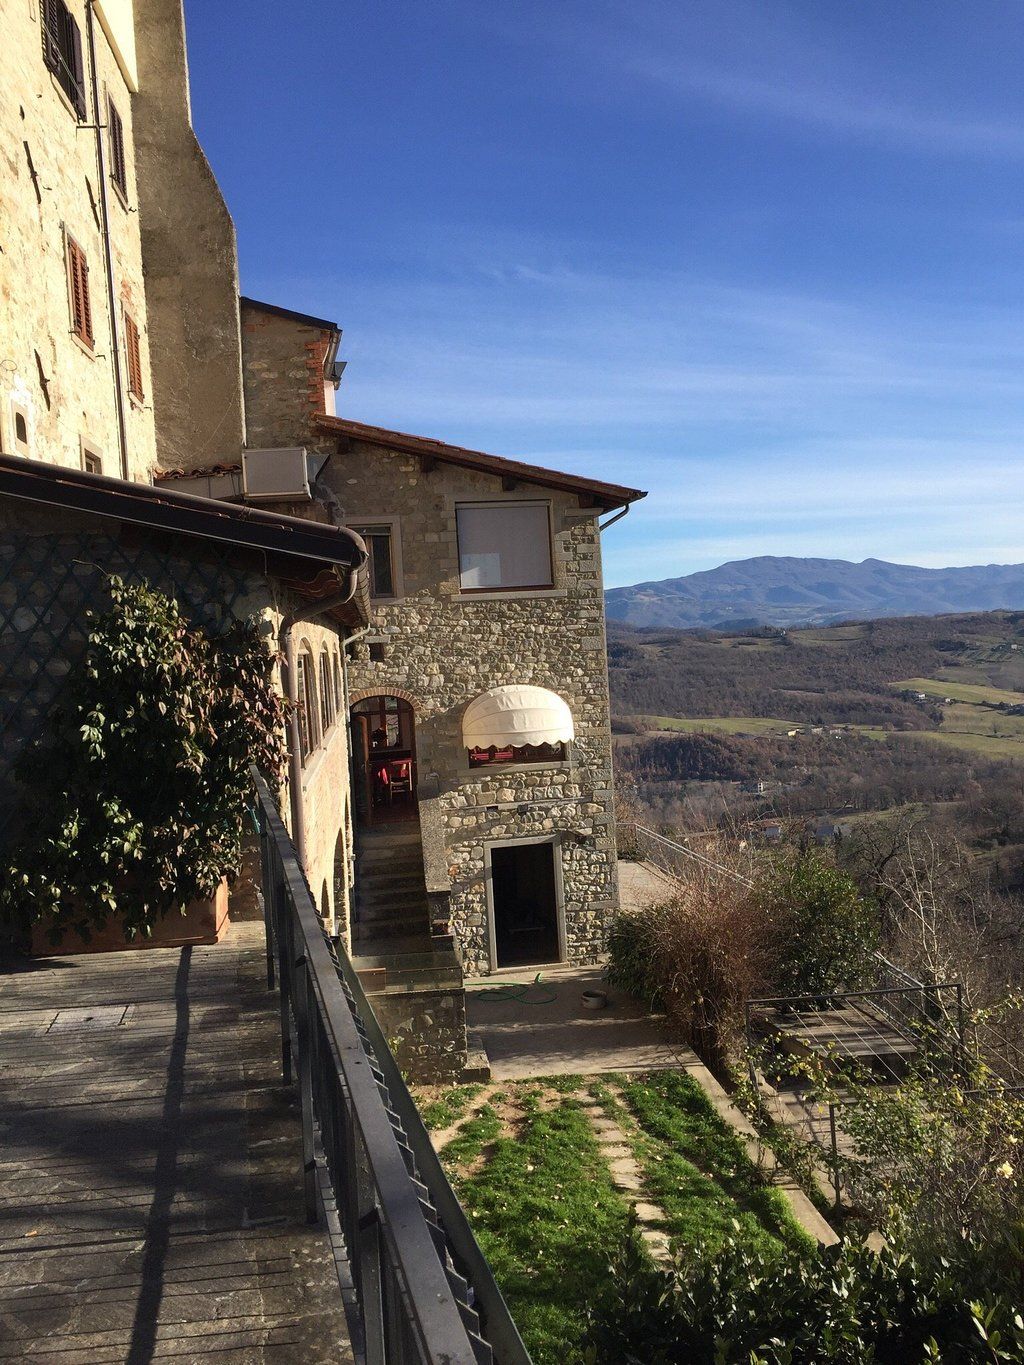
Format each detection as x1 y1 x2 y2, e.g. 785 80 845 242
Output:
489 840 562 968
350 695 417 826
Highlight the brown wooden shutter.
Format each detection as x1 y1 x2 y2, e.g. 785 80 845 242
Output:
125 313 144 400
67 237 94 347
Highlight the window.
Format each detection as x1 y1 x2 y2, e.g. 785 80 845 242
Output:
66 235 94 348
469 742 567 769
108 97 128 198
351 523 397 598
81 441 102 475
332 654 343 712
41 0 86 119
296 648 320 762
457 502 553 592
319 650 335 735
123 311 144 400
10 404 30 457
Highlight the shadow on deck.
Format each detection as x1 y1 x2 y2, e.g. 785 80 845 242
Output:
0 923 352 1364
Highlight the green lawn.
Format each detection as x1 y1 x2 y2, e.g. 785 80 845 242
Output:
413 1083 485 1131
605 1072 812 1257
441 1085 632 1365
432 1072 813 1364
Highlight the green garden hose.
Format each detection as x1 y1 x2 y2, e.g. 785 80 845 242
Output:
474 972 559 1005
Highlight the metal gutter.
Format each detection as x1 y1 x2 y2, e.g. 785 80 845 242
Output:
0 454 367 572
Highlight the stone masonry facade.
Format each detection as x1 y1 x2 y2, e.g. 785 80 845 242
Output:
319 438 621 975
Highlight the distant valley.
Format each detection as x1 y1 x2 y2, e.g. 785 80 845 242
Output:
606 556 1024 630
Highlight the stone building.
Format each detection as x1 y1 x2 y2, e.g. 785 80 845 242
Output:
0 1 364 943
171 299 646 982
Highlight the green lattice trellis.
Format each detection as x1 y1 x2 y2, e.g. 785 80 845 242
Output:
0 530 269 842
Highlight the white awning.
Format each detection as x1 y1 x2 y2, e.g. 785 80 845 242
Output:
462 685 575 750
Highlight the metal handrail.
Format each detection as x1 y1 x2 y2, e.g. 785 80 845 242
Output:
252 768 530 1364
631 823 756 887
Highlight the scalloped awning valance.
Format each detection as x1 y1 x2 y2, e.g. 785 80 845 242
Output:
462 686 575 750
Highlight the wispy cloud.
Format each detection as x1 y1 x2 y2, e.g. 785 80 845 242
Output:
630 57 1024 158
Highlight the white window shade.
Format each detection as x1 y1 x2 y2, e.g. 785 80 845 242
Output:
462 686 575 749
457 502 553 590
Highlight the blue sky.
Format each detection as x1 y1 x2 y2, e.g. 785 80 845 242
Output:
184 1 1024 588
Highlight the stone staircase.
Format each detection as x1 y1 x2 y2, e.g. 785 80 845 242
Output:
353 824 432 957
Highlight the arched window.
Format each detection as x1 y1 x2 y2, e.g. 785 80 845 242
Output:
333 653 343 713
319 649 334 735
296 646 319 762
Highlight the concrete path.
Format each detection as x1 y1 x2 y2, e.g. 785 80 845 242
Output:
465 964 696 1080
617 859 678 912
0 924 352 1363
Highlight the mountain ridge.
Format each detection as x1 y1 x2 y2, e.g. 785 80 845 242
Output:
605 556 1024 629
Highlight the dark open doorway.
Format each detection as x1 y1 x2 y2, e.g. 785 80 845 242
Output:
490 842 561 968
350 695 417 826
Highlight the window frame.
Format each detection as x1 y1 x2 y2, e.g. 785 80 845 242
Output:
347 517 403 600
456 500 555 594
107 94 129 202
65 233 94 351
296 646 320 764
319 649 335 736
468 741 570 770
10 403 31 458
80 437 102 476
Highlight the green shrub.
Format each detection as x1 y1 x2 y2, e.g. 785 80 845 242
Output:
757 845 878 996
1 577 286 944
585 1232 1024 1364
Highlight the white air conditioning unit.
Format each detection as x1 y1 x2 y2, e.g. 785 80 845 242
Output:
242 447 329 501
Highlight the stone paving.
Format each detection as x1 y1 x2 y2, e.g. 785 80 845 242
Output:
0 924 352 1363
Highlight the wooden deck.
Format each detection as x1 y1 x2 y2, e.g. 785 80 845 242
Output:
753 1001 919 1076
0 923 352 1363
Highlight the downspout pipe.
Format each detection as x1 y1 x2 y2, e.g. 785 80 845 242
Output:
85 1 129 481
278 562 363 874
598 503 631 533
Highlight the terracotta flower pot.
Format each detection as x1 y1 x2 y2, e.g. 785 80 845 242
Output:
30 879 230 957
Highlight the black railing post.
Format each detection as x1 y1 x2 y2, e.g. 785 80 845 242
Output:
259 816 276 990
294 957 319 1224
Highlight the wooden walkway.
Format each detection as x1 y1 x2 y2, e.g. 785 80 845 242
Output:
0 923 352 1363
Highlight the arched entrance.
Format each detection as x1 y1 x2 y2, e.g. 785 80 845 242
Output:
350 694 417 826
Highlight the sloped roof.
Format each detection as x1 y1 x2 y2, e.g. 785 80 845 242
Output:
0 454 368 623
316 415 647 511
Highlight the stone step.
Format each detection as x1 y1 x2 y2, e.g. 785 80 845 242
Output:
354 918 431 942
357 850 424 873
357 871 426 894
357 900 434 922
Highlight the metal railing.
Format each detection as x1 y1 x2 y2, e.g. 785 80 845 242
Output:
629 823 756 887
252 768 531 1365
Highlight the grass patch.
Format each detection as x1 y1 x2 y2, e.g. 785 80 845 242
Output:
441 1101 501 1168
641 715 800 736
414 1083 485 1132
616 1071 813 1257
898 729 1024 761
443 1087 633 1365
892 676 1024 706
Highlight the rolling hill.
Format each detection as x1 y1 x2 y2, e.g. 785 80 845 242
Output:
606 557 1024 629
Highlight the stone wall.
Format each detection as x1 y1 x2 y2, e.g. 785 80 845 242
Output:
1 0 156 481
365 983 470 1084
134 0 245 472
240 302 335 452
319 438 621 974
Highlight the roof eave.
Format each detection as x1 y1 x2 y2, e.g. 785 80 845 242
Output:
315 416 647 512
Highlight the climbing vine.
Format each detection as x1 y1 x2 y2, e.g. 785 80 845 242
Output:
1 576 287 944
